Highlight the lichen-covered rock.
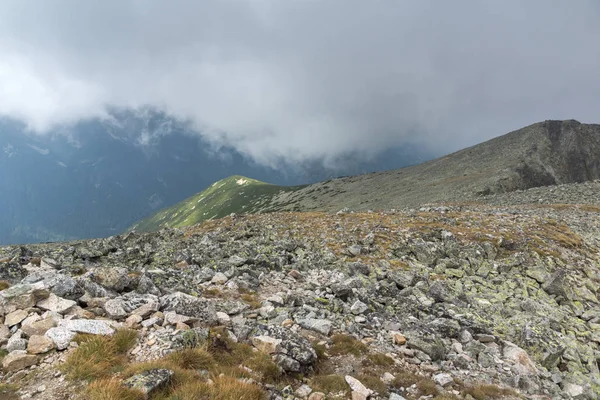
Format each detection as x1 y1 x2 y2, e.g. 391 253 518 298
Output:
160 292 217 324
124 369 173 396
296 318 332 336
252 325 317 372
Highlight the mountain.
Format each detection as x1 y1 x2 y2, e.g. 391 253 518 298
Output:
0 109 432 245
132 119 600 232
130 176 305 232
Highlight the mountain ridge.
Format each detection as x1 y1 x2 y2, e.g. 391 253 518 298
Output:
132 119 600 232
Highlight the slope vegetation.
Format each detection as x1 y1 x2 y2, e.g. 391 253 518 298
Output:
130 175 305 232
132 120 600 232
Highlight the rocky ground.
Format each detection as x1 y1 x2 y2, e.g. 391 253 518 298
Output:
0 191 599 399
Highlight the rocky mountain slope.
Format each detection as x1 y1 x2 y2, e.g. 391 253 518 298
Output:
0 180 599 399
132 120 600 232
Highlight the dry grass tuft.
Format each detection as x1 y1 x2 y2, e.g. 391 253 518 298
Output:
166 348 215 370
363 353 395 367
112 329 138 354
329 334 368 357
240 293 261 309
463 384 518 399
62 330 138 381
86 379 144 400
169 376 266 400
310 374 349 395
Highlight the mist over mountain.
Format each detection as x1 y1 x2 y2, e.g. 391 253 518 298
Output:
0 109 432 245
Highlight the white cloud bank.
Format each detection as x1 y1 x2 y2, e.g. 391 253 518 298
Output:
0 0 599 165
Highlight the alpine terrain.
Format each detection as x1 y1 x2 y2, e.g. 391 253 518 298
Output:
0 119 598 399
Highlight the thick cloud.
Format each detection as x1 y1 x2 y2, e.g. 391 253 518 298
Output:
0 0 599 165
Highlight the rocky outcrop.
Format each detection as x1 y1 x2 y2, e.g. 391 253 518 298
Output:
0 202 599 398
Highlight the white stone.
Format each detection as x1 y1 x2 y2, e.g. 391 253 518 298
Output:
59 319 114 335
211 272 228 284
433 373 453 386
36 293 76 314
216 312 231 325
563 383 584 398
252 336 282 354
45 327 76 350
5 309 28 326
295 384 313 397
345 376 372 397
350 300 368 315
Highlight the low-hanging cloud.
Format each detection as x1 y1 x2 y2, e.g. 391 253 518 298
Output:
0 0 599 166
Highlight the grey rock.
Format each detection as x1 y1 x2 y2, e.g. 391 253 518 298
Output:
160 292 216 324
252 325 317 371
36 293 76 314
59 319 114 335
124 369 174 396
45 327 76 350
350 300 368 315
103 298 129 319
296 318 332 335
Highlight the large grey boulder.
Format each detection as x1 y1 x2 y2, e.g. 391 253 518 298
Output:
251 325 317 372
159 292 216 324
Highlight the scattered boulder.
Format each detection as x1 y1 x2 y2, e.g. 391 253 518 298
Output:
2 351 38 372
124 369 174 397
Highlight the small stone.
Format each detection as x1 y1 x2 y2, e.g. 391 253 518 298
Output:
125 314 143 328
2 351 38 372
252 336 282 354
163 311 195 326
391 332 407 345
382 372 395 384
389 393 407 400
59 319 114 335
45 327 76 350
175 322 190 331
295 384 312 397
281 319 294 328
474 333 495 343
266 295 284 306
102 298 128 319
433 373 453 386
563 383 584 398
7 335 28 352
21 317 58 337
288 270 302 280
36 293 76 314
132 302 160 318
296 318 332 336
124 369 174 396
350 300 368 315
216 312 231 325
345 376 372 398
259 304 277 319
37 385 46 393
211 272 228 284
5 310 28 327
27 335 55 354
308 393 326 400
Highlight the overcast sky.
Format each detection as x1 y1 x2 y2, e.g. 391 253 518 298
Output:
0 0 599 165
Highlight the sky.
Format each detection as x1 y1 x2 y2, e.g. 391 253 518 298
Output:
0 0 599 166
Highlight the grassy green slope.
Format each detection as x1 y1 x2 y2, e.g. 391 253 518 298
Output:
129 175 304 232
